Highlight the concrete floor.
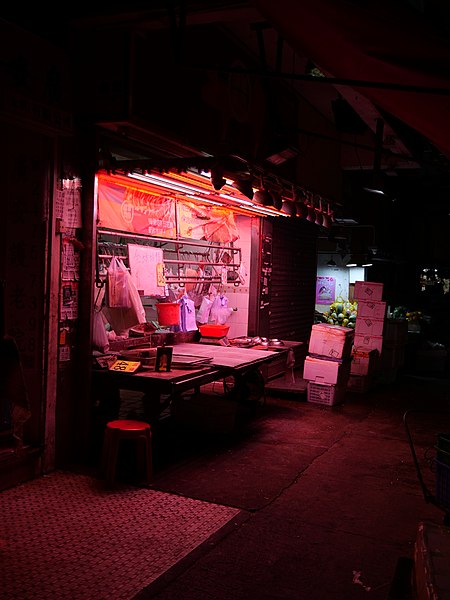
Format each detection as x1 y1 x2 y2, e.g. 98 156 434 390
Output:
2 371 450 599
143 372 450 599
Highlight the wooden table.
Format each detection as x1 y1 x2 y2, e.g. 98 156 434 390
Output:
91 342 284 427
170 342 280 370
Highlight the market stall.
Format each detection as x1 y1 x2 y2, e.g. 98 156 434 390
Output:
91 341 284 436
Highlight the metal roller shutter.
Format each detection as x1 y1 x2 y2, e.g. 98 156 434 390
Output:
269 218 319 342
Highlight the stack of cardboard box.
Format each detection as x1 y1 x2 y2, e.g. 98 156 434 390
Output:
348 281 386 392
304 323 354 405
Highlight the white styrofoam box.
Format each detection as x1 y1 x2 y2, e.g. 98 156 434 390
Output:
354 333 383 355
355 316 384 336
357 300 387 320
354 280 384 301
308 323 354 360
303 355 351 385
351 346 379 375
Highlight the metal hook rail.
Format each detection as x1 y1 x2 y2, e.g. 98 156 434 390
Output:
96 228 243 291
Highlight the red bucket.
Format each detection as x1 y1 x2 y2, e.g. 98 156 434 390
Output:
156 302 180 326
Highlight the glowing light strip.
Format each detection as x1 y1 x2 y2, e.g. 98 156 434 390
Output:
185 195 223 206
127 172 289 218
164 170 216 192
128 173 211 195
242 205 289 217
145 173 212 194
219 193 254 206
251 204 286 216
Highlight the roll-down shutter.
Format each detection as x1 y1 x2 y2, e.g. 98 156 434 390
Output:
269 218 318 342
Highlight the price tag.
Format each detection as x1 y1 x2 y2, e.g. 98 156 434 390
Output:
109 360 141 373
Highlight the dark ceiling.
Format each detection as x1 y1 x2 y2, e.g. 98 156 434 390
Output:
3 0 450 269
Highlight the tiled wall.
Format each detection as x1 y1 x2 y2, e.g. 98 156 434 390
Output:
141 215 254 338
221 215 252 339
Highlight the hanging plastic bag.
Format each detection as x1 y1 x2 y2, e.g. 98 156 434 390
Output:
215 306 233 325
127 276 147 324
105 257 131 308
210 294 233 325
102 260 146 335
178 295 198 332
210 293 228 319
238 261 247 285
197 295 213 324
93 310 109 353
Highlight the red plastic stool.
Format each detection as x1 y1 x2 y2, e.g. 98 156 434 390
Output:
101 420 153 486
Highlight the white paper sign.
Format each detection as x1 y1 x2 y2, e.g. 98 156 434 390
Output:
127 244 165 296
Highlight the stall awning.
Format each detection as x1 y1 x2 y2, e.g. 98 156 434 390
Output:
254 0 450 159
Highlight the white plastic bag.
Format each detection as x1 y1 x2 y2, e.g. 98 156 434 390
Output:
93 310 109 353
197 296 213 324
102 259 146 335
210 294 233 325
238 261 247 285
179 295 198 332
106 257 131 308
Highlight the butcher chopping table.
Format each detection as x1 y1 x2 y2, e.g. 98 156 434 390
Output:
91 342 284 427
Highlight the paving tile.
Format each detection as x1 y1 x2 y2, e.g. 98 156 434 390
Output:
0 472 239 600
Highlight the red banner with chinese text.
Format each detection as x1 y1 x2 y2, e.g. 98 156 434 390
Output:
177 201 239 243
98 179 177 237
97 178 240 244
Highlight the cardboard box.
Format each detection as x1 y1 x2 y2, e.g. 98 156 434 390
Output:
303 355 351 385
308 324 354 360
354 333 383 355
357 300 387 320
355 316 384 336
353 280 384 301
350 347 379 375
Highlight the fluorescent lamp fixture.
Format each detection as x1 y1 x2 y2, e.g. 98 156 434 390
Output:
242 205 289 217
250 204 284 216
146 173 210 194
219 193 253 206
361 261 373 267
129 172 211 195
129 173 181 190
363 187 385 195
334 218 359 225
185 195 223 206
346 261 357 267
